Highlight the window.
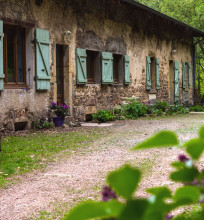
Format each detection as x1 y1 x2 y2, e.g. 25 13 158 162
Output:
4 25 26 87
185 63 189 89
146 56 160 91
182 62 191 91
86 50 98 83
113 54 123 84
76 48 130 85
76 48 100 84
150 57 156 90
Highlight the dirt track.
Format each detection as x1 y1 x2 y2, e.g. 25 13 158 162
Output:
0 114 204 220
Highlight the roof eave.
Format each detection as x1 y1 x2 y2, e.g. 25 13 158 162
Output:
121 0 204 37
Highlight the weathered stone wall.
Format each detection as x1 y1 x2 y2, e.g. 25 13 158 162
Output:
70 0 194 120
0 0 50 131
0 0 194 129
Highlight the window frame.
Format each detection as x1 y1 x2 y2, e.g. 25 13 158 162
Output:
185 62 189 91
86 50 96 83
113 53 123 85
3 24 26 88
86 49 100 84
150 57 156 91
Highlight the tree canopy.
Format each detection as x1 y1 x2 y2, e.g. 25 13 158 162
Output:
136 0 204 32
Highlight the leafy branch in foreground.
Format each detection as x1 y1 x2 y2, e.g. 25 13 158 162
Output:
64 126 204 220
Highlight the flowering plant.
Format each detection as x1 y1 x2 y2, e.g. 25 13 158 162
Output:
50 102 70 118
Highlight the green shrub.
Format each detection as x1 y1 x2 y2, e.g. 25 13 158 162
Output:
122 98 147 119
152 108 163 116
146 105 154 114
92 110 116 123
154 101 169 112
166 104 188 115
65 126 204 220
41 121 54 129
189 105 204 112
32 119 54 130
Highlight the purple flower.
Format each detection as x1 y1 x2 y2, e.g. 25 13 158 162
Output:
101 186 117 201
52 102 57 106
192 179 198 185
201 179 204 185
165 214 173 220
64 105 69 109
178 154 189 163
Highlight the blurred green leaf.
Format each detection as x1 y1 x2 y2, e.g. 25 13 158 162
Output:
146 187 172 200
198 170 204 182
133 130 179 150
107 165 141 199
143 210 165 220
174 186 200 203
183 138 204 160
170 167 199 182
64 200 124 220
199 126 204 139
171 161 185 169
118 199 149 220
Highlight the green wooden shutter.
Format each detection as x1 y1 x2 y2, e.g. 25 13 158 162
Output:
102 52 113 84
188 63 191 88
182 62 186 89
174 61 180 103
76 48 87 84
0 20 4 90
156 58 160 90
146 56 151 90
35 28 51 90
124 55 130 84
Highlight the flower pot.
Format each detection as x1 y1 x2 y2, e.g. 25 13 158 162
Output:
53 116 65 127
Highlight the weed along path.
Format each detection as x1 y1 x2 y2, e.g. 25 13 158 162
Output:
0 114 204 220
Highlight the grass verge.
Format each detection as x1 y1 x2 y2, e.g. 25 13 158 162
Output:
0 129 104 188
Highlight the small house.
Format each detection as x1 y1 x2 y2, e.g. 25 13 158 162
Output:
0 0 203 130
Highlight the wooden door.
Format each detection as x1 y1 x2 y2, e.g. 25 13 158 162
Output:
169 61 174 104
56 45 64 104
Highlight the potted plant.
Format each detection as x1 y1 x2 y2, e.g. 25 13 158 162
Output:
50 102 70 127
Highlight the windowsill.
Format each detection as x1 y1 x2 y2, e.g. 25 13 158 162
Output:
149 89 157 94
4 83 29 90
184 88 189 92
112 83 123 86
87 81 96 84
86 83 100 86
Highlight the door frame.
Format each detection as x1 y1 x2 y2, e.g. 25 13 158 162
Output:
56 44 64 104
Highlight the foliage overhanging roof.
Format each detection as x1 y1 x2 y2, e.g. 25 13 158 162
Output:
121 0 204 37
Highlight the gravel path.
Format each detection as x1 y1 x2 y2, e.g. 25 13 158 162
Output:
1 114 204 220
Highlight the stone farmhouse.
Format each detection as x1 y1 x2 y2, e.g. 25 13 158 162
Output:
0 0 203 130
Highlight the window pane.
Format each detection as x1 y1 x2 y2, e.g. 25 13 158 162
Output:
185 63 189 89
87 50 95 82
113 54 120 83
17 30 24 82
151 58 156 89
7 29 14 82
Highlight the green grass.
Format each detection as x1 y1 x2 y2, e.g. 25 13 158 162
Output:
174 205 202 219
0 130 103 188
